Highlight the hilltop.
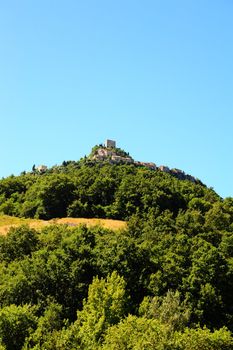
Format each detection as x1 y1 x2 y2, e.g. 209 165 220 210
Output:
88 140 199 183
0 140 217 221
34 140 200 184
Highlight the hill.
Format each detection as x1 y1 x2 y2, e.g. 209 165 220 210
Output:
0 142 232 349
0 141 218 221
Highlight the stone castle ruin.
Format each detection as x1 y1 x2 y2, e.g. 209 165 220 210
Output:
104 139 116 148
91 139 198 183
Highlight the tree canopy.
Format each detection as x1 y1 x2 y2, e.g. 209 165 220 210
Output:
0 160 232 348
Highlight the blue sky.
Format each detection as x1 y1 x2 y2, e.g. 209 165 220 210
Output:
0 0 232 198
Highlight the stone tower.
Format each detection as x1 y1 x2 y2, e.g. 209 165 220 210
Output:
105 139 116 148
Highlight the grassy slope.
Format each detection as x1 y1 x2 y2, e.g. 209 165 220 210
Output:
0 215 127 235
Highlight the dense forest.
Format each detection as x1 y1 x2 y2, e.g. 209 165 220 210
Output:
0 152 232 349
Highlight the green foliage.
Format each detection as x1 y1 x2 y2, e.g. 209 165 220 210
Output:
0 225 40 262
102 318 233 350
184 237 228 327
23 302 64 349
0 159 232 348
175 327 233 350
0 304 37 350
0 161 221 221
0 218 231 348
101 315 172 350
75 271 127 348
93 230 151 310
139 290 190 331
46 272 127 350
21 174 76 219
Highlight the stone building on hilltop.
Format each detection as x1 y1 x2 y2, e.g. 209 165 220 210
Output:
105 139 116 148
159 165 170 173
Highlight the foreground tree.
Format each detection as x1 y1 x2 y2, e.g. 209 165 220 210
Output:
0 304 37 350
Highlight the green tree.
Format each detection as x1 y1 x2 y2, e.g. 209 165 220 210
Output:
101 315 172 350
76 271 127 348
23 302 64 349
175 327 233 350
0 304 37 350
0 225 40 263
139 290 190 332
184 238 227 327
56 272 127 350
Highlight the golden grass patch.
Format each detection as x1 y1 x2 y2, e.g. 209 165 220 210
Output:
53 217 126 230
0 215 127 235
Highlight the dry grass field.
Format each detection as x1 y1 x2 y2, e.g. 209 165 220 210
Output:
0 215 127 235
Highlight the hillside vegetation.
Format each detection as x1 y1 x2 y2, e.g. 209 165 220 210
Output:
0 160 218 220
0 158 232 349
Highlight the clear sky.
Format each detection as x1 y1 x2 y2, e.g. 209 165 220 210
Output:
0 1 232 198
